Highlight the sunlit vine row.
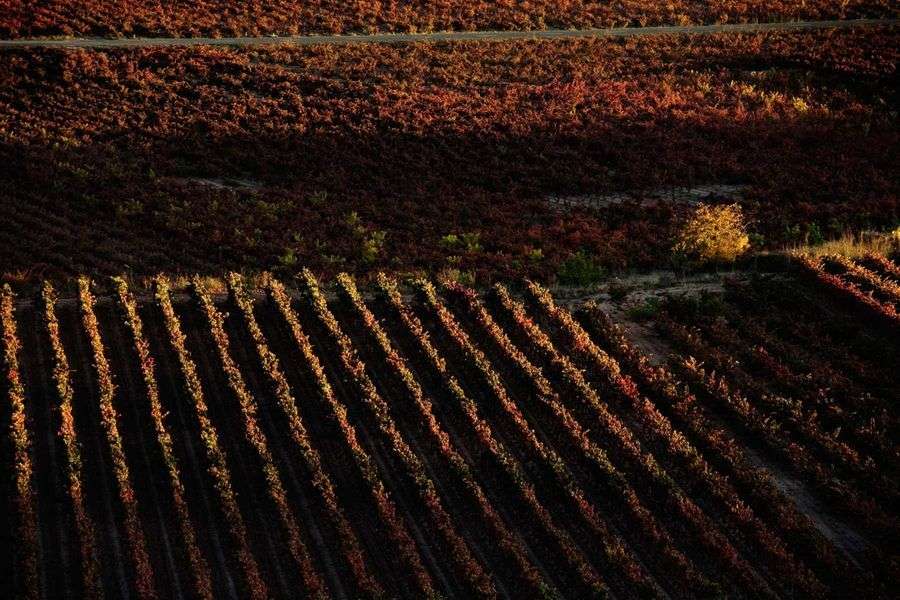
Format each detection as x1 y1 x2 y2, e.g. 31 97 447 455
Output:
1 284 40 599
154 276 267 600
474 285 769 595
194 276 328 598
798 256 899 326
285 269 436 597
481 282 771 597
78 277 157 600
114 277 215 599
245 274 386 598
579 302 880 596
43 282 104 599
375 274 567 598
463 283 717 595
416 279 610 598
341 272 553 596
824 255 900 305
310 272 496 597
860 253 900 281
525 281 827 597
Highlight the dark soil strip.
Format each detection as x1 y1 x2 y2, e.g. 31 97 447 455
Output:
224 298 351 600
58 304 132 598
175 300 294 598
18 306 67 599
139 305 239 599
96 304 186 599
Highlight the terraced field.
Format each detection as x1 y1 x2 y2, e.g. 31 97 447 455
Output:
2 256 897 599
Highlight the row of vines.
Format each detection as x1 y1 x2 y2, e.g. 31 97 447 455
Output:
1 261 897 597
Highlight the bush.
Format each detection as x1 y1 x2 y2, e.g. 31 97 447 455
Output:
557 251 606 286
441 232 482 253
278 247 298 268
437 267 476 287
361 230 386 263
626 297 660 320
674 203 750 264
608 282 633 302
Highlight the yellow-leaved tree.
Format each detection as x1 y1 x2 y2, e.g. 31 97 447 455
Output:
674 203 750 264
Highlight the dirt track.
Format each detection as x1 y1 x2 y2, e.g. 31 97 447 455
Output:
0 18 895 49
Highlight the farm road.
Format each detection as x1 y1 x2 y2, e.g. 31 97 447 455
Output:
0 18 895 49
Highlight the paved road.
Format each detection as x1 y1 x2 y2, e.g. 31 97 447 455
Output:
0 18 895 49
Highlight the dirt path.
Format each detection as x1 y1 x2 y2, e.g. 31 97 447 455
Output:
558 275 880 570
0 18 895 49
738 445 873 568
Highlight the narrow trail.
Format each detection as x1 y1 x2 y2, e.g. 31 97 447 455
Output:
0 18 895 49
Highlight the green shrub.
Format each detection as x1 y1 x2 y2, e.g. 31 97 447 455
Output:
608 282 633 302
441 232 482 253
438 267 476 287
308 190 328 206
626 297 660 321
278 247 298 268
557 251 606 286
361 230 386 263
345 210 361 229
526 247 544 262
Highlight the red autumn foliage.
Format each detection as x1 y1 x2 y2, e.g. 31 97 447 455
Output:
1 0 895 39
1 28 897 281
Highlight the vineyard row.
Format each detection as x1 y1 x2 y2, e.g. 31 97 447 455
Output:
1 265 897 598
